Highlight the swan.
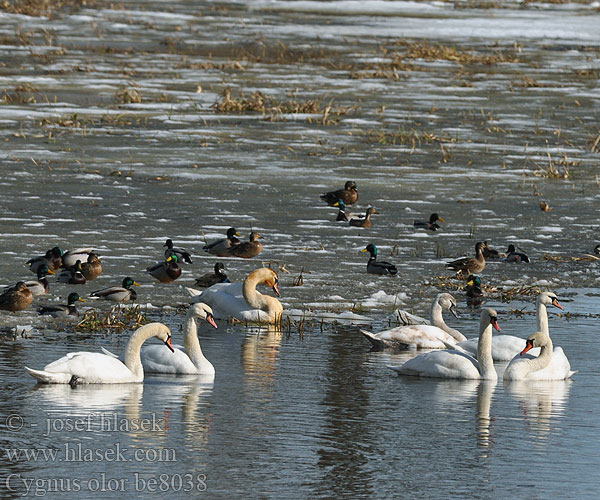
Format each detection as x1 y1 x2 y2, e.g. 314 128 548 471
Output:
361 293 465 350
186 267 283 324
140 303 217 376
25 323 174 384
388 308 500 380
503 330 576 381
456 291 562 361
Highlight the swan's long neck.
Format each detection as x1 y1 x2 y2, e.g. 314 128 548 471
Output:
123 323 165 381
536 301 549 335
183 314 210 370
430 300 466 342
242 272 283 323
523 336 554 376
477 318 497 381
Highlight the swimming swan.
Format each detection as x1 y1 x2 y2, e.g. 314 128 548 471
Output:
25 323 173 384
361 293 465 350
186 267 283 325
141 303 217 376
456 291 562 361
503 330 575 381
388 308 500 380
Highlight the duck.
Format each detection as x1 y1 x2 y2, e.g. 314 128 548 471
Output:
62 248 96 269
505 244 530 263
90 277 140 302
80 252 102 280
503 330 576 381
388 308 500 380
225 231 263 259
446 241 486 276
360 244 397 275
203 228 241 256
456 291 563 362
57 260 86 285
25 323 174 384
186 267 283 324
27 246 63 274
465 275 485 306
482 241 501 259
0 282 34 312
349 207 378 228
38 292 85 318
194 262 229 288
413 213 444 231
361 293 465 350
140 303 217 375
147 255 182 283
164 239 193 264
320 180 358 206
332 199 360 222
24 265 53 295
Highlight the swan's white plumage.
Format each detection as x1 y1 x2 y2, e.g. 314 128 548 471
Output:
389 308 499 380
25 323 172 384
503 346 575 381
141 303 216 376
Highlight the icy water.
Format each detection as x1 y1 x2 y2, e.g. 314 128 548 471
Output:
1 0 600 498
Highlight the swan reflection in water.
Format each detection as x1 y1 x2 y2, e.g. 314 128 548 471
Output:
504 379 572 441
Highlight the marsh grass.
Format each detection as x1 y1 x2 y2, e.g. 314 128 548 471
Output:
75 304 147 332
0 0 91 17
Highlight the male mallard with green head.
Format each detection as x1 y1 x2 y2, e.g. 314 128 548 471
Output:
203 228 241 256
38 292 85 317
147 255 182 283
90 277 140 302
361 244 398 275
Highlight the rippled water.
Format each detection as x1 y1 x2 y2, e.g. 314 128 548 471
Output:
1 0 600 498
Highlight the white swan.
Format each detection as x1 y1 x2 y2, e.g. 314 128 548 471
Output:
456 291 562 361
186 267 283 325
503 330 576 381
25 323 173 384
141 303 217 376
388 308 500 380
361 293 465 349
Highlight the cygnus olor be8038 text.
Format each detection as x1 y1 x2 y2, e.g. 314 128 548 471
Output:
186 267 283 325
361 293 465 350
25 323 174 384
388 308 500 380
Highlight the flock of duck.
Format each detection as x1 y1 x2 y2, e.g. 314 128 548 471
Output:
1 180 575 385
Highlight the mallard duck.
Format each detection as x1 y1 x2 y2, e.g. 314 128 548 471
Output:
90 277 139 302
24 265 53 296
203 228 241 256
226 231 263 259
465 275 485 306
482 241 501 259
38 292 85 317
0 282 34 312
349 207 378 228
147 255 182 283
194 262 229 288
62 248 96 268
446 241 486 276
413 213 444 231
80 252 102 281
27 246 63 273
332 199 360 222
505 244 530 263
58 260 86 285
164 239 192 264
60 262 86 284
320 181 358 206
361 244 397 275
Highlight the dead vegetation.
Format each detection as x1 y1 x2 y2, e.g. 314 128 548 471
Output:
75 305 147 332
0 0 92 17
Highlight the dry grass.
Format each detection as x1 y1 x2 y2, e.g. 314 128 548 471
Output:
394 40 519 65
532 153 579 180
75 304 147 332
0 0 91 17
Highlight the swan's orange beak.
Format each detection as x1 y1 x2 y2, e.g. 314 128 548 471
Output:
491 318 501 332
520 339 534 355
206 313 218 329
552 298 564 310
272 279 281 297
164 335 175 353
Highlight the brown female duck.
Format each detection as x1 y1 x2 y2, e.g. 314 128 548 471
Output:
147 255 182 283
446 241 486 276
320 181 358 206
349 207 378 228
0 282 34 312
81 252 103 280
226 231 263 259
